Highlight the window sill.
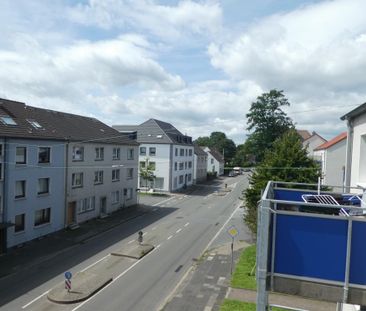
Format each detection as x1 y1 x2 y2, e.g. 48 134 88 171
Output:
78 208 95 215
14 230 25 235
37 193 50 197
34 222 51 229
72 159 84 162
38 162 50 165
95 159 104 161
112 179 120 183
111 201 120 205
94 182 103 186
112 158 121 161
15 163 27 167
72 185 83 189
14 196 26 201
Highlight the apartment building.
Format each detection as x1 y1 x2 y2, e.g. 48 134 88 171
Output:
193 144 207 183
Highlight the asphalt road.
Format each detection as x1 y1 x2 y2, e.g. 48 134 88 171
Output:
1 174 250 311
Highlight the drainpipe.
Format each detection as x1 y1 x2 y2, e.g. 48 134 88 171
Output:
344 119 353 191
64 141 69 228
2 138 7 252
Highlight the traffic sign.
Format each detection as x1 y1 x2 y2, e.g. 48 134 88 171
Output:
227 226 239 238
64 271 72 280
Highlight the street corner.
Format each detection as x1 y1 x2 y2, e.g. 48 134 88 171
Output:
47 271 112 304
111 243 155 259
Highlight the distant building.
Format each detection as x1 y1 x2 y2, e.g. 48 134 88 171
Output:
302 131 327 157
114 119 194 192
193 145 207 184
313 132 347 187
203 147 224 176
296 130 312 142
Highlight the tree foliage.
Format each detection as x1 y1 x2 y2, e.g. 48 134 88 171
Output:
195 131 237 164
139 159 156 192
245 89 294 163
243 129 320 234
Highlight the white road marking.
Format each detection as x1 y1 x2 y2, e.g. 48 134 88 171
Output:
184 222 190 227
152 196 175 206
176 228 182 234
152 226 157 231
156 244 162 249
143 232 148 236
81 254 110 272
71 247 158 311
22 290 50 309
167 235 173 240
128 240 135 244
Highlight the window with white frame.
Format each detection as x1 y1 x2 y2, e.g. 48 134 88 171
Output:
78 197 95 214
14 214 25 232
112 169 120 182
27 119 43 129
188 161 192 168
140 147 146 155
175 148 178 156
179 162 183 170
189 149 192 156
180 148 184 156
95 147 104 160
38 147 50 163
126 188 133 200
127 148 134 160
149 147 156 156
149 162 156 170
72 146 84 161
94 171 103 185
211 158 214 164
113 147 120 160
34 208 51 226
16 147 26 164
72 172 83 188
38 178 50 195
179 175 184 184
127 168 133 179
111 191 120 204
174 162 177 171
184 162 187 169
15 180 26 198
188 174 192 182
140 161 146 169
0 115 17 125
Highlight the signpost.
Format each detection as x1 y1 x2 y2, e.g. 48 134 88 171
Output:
227 226 239 275
64 271 72 292
138 231 143 244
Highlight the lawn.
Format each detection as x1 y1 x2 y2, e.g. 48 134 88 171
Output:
220 299 287 311
231 244 257 290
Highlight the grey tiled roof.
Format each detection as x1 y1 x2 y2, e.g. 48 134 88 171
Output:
0 98 138 145
208 148 224 163
194 144 206 156
114 119 193 145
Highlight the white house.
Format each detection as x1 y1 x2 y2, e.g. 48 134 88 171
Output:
193 145 207 184
203 147 224 176
302 131 327 157
114 119 194 192
313 132 347 187
341 103 366 190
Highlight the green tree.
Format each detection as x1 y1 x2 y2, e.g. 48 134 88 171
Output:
139 159 156 192
243 129 320 234
246 89 294 163
194 136 210 146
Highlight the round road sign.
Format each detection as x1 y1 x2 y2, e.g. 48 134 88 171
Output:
64 271 72 280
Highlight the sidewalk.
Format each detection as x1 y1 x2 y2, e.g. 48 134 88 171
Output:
0 204 150 279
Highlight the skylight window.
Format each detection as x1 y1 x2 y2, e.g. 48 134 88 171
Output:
0 116 17 125
27 119 42 129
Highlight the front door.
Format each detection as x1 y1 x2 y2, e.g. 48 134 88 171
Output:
67 202 76 225
100 197 107 215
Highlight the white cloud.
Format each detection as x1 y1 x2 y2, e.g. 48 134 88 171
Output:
69 0 223 41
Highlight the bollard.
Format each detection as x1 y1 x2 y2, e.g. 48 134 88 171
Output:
138 231 143 244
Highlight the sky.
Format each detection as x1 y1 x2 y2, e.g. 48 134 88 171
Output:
1 0 365 144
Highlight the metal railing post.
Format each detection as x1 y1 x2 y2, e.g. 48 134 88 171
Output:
257 199 271 311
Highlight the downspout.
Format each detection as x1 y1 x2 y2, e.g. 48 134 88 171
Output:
64 141 69 228
2 138 7 252
344 119 353 191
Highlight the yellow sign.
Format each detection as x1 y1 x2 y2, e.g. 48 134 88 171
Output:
228 227 238 237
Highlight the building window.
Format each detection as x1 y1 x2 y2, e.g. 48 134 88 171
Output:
78 197 95 214
72 146 84 161
185 162 187 169
175 148 178 156
38 178 50 195
125 188 133 200
149 147 156 156
188 161 192 168
174 162 177 171
185 149 188 156
15 180 26 199
72 173 83 188
14 214 25 232
180 148 184 156
188 174 192 182
34 208 51 226
38 147 51 163
211 158 214 164
27 119 43 129
112 169 120 182
140 161 146 169
113 147 120 160
127 148 134 160
94 171 103 185
149 162 156 170
140 147 146 156
95 147 104 161
16 147 26 164
179 162 184 170
179 175 184 184
111 191 120 204
189 149 192 156
0 115 17 125
127 168 133 179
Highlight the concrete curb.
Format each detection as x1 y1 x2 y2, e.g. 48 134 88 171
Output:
111 244 155 259
47 272 112 304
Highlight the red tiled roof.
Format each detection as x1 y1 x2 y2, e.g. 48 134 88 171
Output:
314 132 347 151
